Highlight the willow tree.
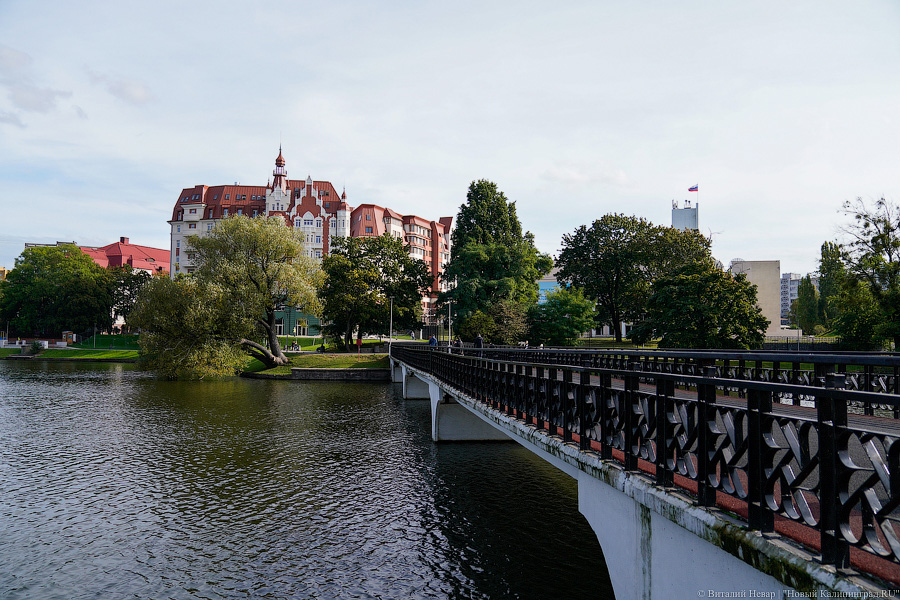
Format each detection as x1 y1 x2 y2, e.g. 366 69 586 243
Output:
132 216 322 375
189 216 322 367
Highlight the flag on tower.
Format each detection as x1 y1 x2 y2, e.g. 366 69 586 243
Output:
688 184 699 192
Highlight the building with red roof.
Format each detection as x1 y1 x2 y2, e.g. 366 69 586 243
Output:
169 149 453 321
23 238 170 274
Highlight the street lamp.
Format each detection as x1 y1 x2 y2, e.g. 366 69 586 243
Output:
448 300 452 345
388 296 394 355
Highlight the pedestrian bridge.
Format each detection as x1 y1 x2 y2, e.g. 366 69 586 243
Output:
390 344 900 599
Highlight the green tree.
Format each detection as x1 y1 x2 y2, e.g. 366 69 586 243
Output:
186 216 323 368
842 197 900 348
630 263 768 349
527 287 596 346
556 215 711 342
130 275 249 378
321 234 431 348
0 245 113 337
832 279 885 350
456 310 496 343
487 299 529 345
816 241 846 327
109 265 151 330
442 180 552 321
795 275 819 333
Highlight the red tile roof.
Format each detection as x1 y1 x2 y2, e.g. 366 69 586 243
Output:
81 237 170 274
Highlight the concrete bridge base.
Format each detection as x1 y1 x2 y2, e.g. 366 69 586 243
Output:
393 360 883 600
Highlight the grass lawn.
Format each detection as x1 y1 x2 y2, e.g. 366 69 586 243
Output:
73 335 141 350
0 348 21 357
40 349 140 360
246 353 389 375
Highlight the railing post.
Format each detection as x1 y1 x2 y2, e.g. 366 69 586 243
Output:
579 369 591 451
747 387 773 532
624 362 638 471
599 372 612 460
696 366 717 507
563 369 573 443
656 377 674 487
819 373 849 567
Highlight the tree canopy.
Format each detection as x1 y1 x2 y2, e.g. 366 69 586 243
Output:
321 234 431 348
556 214 712 341
442 180 552 323
841 197 900 348
130 275 249 378
629 262 768 349
0 245 114 337
527 287 596 346
132 216 323 374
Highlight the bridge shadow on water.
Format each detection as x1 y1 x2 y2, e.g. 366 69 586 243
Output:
399 397 616 600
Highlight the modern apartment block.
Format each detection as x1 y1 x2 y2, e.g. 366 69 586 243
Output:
780 272 820 326
168 149 453 319
728 259 783 337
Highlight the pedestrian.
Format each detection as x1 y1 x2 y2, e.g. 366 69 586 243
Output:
453 336 462 355
474 333 484 357
428 335 437 348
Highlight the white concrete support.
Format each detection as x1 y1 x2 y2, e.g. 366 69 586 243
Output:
390 358 403 383
401 366 430 399
429 383 510 442
578 473 789 600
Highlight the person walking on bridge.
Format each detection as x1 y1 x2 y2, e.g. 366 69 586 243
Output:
474 333 484 357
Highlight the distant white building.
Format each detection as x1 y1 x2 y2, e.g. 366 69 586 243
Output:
671 200 699 231
780 272 820 326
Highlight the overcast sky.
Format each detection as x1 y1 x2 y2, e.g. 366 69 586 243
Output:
1 1 898 276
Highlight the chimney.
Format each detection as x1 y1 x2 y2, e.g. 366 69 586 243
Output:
120 237 129 244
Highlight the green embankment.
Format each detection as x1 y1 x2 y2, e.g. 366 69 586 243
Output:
245 353 390 375
40 349 140 360
74 335 141 350
0 348 21 358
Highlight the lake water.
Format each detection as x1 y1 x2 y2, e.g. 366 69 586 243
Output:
0 361 614 599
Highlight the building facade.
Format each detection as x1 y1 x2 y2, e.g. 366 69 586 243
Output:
728 259 783 337
671 200 699 231
168 149 453 321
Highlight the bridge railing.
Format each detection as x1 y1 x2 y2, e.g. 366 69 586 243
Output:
391 344 900 575
435 345 900 417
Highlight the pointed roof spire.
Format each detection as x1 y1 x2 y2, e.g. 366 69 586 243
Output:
275 145 285 167
342 186 347 200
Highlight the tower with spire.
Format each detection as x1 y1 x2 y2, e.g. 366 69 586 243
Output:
266 147 291 216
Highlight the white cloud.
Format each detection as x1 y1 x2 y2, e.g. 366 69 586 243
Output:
0 110 24 128
541 161 629 188
85 68 154 105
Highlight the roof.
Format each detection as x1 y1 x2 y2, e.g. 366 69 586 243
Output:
81 238 170 274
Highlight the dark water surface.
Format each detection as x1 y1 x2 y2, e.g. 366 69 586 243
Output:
0 361 613 599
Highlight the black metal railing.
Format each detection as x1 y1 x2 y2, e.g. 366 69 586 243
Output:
391 344 900 572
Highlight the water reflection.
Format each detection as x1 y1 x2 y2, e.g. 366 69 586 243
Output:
0 361 613 599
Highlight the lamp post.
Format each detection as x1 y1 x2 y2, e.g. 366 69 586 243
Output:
388 296 394 356
448 300 452 346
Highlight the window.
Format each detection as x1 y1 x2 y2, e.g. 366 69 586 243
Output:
223 209 229 216
176 241 180 248
188 223 197 229
366 214 371 221
252 209 258 217
315 249 322 258
214 194 218 200
324 202 330 208
225 194 230 200
315 219 321 227
207 224 213 231
176 225 181 233
365 226 373 233
237 209 242 215
175 248 180 256
304 219 313 226
315 236 321 244
189 208 197 214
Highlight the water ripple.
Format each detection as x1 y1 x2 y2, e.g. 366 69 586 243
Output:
0 361 612 599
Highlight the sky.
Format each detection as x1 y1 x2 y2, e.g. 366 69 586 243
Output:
1 1 899 276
